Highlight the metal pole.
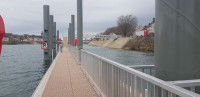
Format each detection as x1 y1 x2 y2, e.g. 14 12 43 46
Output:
77 0 83 49
57 30 59 52
68 28 69 46
43 5 50 62
68 24 70 46
52 49 53 62
69 23 72 46
49 15 54 62
53 22 56 59
71 15 75 47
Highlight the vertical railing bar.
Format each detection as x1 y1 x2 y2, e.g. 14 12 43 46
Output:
120 69 123 97
111 65 114 97
168 91 172 97
142 79 145 97
154 85 158 97
109 64 112 97
131 74 134 97
134 75 137 97
123 71 126 97
161 88 164 97
118 67 120 97
106 62 109 97
148 82 152 97
145 88 148 97
138 77 142 97
127 73 130 97
100 59 102 91
114 66 117 97
150 69 152 76
190 86 195 92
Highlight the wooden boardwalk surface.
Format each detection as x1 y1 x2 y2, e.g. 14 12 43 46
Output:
33 47 98 97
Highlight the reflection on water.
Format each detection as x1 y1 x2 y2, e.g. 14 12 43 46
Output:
83 45 154 66
0 45 47 97
43 60 51 73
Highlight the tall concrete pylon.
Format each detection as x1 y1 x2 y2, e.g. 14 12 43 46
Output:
43 5 50 62
49 15 54 62
155 0 200 81
71 15 75 46
53 22 56 59
68 28 70 46
77 0 83 49
57 30 59 52
69 23 72 46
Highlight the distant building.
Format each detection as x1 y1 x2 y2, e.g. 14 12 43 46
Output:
2 33 12 42
3 37 9 42
4 33 13 38
2 33 43 43
133 26 144 37
23 39 28 42
133 18 155 37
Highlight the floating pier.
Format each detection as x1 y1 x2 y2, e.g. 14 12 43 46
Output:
32 38 97 97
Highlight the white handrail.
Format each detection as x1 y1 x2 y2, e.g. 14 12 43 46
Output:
80 49 200 97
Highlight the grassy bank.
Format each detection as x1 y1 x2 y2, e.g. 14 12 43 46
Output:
123 37 154 52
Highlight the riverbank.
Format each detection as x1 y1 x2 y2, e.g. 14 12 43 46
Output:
2 41 41 45
88 37 154 52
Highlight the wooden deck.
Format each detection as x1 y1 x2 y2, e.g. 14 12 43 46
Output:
32 47 97 97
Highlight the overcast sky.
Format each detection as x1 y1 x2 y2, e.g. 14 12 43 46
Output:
0 0 155 35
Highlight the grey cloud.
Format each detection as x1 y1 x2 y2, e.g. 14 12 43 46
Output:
0 0 155 35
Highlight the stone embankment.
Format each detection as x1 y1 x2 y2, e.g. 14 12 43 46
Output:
88 37 154 52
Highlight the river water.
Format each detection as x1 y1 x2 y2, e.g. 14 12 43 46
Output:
83 45 154 66
0 45 48 97
0 44 154 97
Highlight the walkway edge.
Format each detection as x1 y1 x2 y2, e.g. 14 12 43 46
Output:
31 52 61 97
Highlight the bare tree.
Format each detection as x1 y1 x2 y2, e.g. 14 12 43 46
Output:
102 27 120 35
117 15 138 37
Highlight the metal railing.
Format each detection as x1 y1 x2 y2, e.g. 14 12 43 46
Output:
130 65 155 76
130 65 200 92
168 79 200 92
68 46 79 63
80 49 200 97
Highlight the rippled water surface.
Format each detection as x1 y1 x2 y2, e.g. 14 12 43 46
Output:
83 45 154 66
0 45 48 97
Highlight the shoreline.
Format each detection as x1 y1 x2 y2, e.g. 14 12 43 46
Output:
88 37 154 52
2 43 40 45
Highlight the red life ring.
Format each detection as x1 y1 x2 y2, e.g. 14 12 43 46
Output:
0 15 5 55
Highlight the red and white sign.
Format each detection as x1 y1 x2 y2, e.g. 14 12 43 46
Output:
136 30 148 37
41 42 48 49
